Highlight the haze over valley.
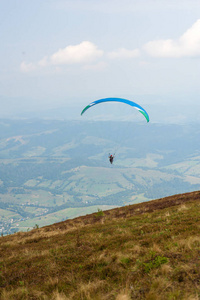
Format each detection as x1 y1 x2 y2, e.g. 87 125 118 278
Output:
0 119 200 234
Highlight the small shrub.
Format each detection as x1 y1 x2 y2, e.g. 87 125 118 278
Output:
120 257 131 265
34 224 39 229
96 209 104 217
143 256 169 273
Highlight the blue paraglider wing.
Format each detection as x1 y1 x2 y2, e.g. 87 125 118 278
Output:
81 97 149 122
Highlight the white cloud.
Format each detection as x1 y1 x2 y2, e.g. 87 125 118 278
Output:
20 41 104 73
144 19 200 57
50 41 103 65
20 18 200 75
20 62 36 73
108 48 140 59
38 56 49 67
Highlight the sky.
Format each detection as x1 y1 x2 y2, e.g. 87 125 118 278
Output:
0 0 200 122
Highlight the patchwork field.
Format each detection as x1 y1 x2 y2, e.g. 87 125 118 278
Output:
0 120 200 234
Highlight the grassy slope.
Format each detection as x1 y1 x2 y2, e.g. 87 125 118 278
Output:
17 205 118 229
1 191 200 299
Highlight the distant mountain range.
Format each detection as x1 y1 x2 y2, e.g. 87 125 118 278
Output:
0 119 200 234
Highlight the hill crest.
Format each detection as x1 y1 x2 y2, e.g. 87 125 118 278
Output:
1 190 200 300
42 190 200 232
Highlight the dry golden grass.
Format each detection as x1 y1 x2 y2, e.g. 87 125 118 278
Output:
185 295 199 300
76 279 107 299
188 236 200 249
0 287 47 300
115 292 131 300
131 244 142 254
178 236 200 250
51 290 70 300
159 264 173 276
0 287 28 300
164 211 170 217
150 276 172 293
150 243 162 253
1 191 200 299
178 204 189 211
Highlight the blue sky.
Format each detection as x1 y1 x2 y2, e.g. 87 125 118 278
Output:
1 0 200 122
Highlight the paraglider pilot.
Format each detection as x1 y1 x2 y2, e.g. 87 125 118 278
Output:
109 154 114 164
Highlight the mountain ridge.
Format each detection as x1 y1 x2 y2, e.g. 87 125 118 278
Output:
42 190 200 232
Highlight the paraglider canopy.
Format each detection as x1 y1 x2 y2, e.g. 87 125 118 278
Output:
81 97 149 123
